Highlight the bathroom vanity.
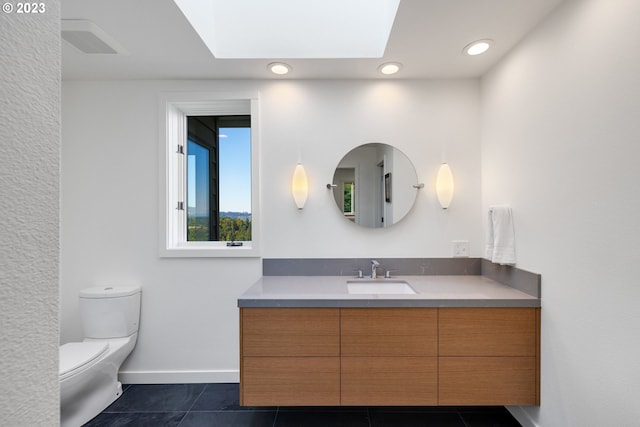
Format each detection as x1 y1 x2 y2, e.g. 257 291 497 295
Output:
238 275 540 407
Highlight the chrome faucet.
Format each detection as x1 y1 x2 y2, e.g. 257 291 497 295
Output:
371 259 380 279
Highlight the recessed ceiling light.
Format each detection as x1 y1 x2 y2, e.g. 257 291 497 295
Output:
464 39 493 56
268 62 291 75
378 62 402 75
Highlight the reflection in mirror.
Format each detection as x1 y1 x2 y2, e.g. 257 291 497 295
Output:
331 143 419 228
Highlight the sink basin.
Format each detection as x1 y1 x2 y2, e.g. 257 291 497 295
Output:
346 280 417 295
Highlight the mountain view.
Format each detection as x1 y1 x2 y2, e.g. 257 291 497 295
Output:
187 211 251 242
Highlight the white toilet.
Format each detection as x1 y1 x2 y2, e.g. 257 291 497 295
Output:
59 285 141 427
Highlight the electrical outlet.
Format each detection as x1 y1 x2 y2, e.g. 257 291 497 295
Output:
453 240 470 258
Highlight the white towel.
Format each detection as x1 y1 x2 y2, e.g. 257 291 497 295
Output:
485 205 516 265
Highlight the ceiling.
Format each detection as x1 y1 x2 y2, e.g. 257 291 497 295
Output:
62 0 565 80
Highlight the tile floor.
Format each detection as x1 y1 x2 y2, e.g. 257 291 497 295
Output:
84 383 522 427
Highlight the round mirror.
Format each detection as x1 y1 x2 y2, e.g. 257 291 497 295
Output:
330 143 419 228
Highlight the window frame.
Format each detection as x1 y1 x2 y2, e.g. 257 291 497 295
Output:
159 92 260 257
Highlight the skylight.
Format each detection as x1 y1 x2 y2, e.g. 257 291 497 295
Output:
173 0 401 59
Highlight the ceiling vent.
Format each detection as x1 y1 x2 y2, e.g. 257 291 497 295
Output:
61 20 128 55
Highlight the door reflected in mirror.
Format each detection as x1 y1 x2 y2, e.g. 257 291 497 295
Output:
330 143 419 228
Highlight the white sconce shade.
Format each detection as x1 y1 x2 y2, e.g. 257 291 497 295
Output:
436 163 454 209
292 163 309 209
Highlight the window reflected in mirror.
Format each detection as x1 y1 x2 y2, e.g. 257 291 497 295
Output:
343 181 355 221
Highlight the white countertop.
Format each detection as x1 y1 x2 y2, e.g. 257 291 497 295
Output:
237 275 540 308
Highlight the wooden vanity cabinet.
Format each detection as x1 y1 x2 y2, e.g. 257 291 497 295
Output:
240 306 540 407
341 308 438 405
438 308 541 405
240 308 340 406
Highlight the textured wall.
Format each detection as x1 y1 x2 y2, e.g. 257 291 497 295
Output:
0 3 61 425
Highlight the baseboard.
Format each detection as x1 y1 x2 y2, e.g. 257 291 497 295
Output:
507 406 541 427
118 370 239 384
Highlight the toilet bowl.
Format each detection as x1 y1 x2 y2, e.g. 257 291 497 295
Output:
59 286 141 427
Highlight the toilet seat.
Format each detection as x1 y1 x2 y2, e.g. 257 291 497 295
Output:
59 342 108 380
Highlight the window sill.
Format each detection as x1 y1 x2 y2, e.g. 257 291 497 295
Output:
159 243 260 258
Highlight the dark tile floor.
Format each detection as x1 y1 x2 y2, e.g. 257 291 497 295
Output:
84 383 522 427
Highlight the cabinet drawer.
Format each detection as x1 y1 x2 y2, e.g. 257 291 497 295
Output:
439 357 536 405
341 308 437 356
241 308 339 357
341 356 437 406
241 357 340 406
439 308 537 356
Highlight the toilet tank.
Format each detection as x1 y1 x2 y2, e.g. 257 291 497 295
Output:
79 286 141 339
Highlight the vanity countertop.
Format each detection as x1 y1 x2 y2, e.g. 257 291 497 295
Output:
237 275 540 308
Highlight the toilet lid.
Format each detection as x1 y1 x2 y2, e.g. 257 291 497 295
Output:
59 342 108 377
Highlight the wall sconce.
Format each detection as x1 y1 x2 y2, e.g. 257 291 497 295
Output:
436 163 454 209
291 163 309 209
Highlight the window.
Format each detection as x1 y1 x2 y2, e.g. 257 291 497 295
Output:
343 182 355 216
160 93 260 257
186 116 251 242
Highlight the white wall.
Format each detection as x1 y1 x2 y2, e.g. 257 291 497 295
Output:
481 0 640 426
61 79 482 381
0 3 60 425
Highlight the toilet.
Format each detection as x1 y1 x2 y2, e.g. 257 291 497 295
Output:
59 285 141 427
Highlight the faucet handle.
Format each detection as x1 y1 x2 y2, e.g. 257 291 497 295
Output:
354 269 364 278
384 269 394 279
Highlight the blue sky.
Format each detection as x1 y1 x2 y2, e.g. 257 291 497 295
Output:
219 127 251 212
187 127 251 214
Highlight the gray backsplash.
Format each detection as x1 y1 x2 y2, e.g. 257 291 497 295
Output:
480 259 541 298
262 258 540 298
263 258 481 277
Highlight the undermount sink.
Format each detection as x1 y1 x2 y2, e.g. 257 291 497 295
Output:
346 280 417 295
